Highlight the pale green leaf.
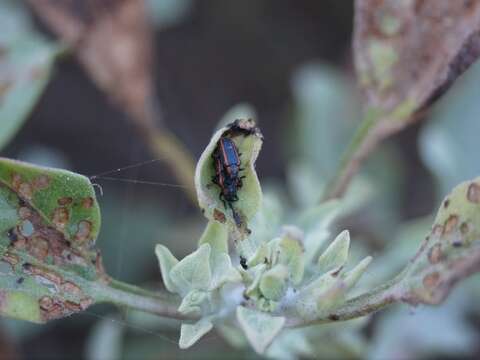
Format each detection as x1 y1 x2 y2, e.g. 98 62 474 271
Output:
178 290 208 316
317 230 350 273
236 306 285 354
296 199 342 264
209 251 241 290
169 244 211 295
0 1 61 151
274 230 305 285
154 244 179 293
259 264 289 301
179 319 213 349
198 220 228 254
343 256 372 290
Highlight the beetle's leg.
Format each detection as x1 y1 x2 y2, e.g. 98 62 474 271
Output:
218 193 228 209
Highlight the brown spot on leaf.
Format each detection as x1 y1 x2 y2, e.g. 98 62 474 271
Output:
60 281 83 297
11 173 22 189
74 220 92 243
39 296 53 311
213 209 226 223
79 297 93 310
13 236 27 250
444 215 458 234
29 236 50 261
58 197 73 206
467 182 480 203
39 297 67 320
32 267 63 286
460 222 470 235
82 197 94 209
428 243 443 264
33 175 50 190
0 80 12 99
423 272 440 290
18 183 33 200
64 300 82 312
18 207 31 219
52 207 70 230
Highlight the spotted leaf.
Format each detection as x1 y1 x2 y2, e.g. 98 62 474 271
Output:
0 158 105 323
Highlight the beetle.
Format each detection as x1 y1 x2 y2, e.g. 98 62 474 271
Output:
212 156 241 204
213 137 241 178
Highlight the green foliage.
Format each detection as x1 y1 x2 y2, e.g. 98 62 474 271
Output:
420 61 480 200
0 1 61 151
0 157 102 322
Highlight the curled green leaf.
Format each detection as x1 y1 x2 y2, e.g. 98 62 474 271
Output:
194 118 263 247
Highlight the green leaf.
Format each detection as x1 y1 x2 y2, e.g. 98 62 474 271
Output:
295 270 343 319
343 256 372 290
0 1 61 151
317 230 350 273
179 319 213 349
194 117 263 255
0 157 103 323
198 220 228 254
273 229 305 285
178 290 208 316
209 251 241 290
154 244 179 293
296 199 342 265
259 264 289 301
236 306 285 354
419 61 480 200
291 63 358 178
399 177 480 305
169 244 211 295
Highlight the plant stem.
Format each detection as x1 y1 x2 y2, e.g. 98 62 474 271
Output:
322 108 381 201
286 275 403 327
97 278 196 321
146 128 197 204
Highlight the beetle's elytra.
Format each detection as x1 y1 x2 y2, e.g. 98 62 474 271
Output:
212 138 243 204
212 136 245 225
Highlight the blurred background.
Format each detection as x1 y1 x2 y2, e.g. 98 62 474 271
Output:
1 0 480 359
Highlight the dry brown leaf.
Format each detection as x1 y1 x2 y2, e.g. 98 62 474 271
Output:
29 0 197 202
29 0 155 127
325 0 480 199
355 0 480 117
